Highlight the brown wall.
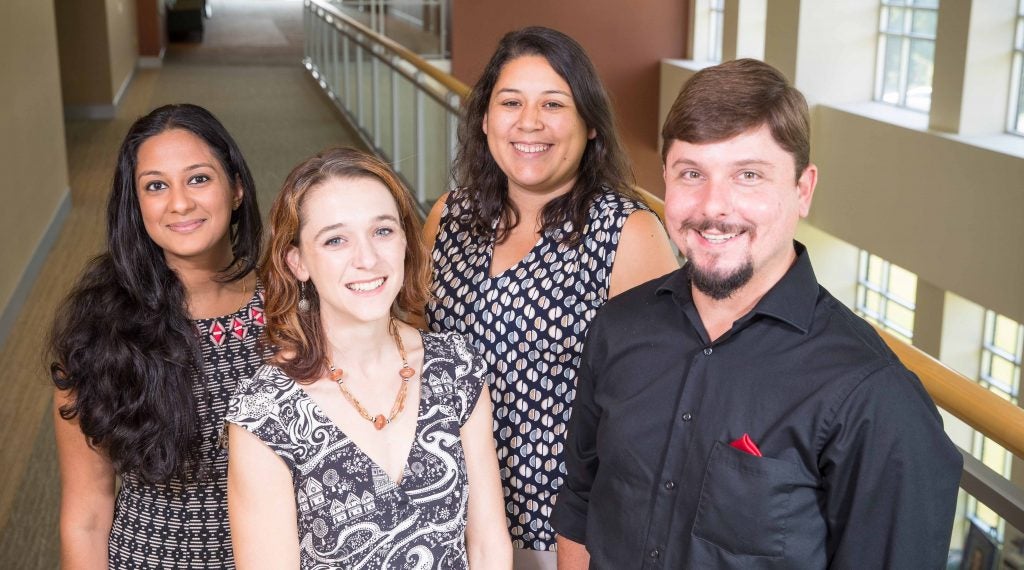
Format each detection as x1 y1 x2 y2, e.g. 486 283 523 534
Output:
450 2 689 196
136 0 167 58
0 0 70 314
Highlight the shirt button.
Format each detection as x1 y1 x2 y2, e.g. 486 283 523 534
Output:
703 347 713 356
649 548 661 559
681 412 693 422
664 480 676 490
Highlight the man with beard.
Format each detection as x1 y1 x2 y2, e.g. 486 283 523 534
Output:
551 59 962 569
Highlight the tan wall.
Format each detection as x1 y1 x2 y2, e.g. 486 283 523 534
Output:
0 0 70 312
450 2 688 196
55 0 113 105
106 0 139 99
807 105 1024 324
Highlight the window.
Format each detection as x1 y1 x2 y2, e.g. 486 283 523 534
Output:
875 0 940 112
1010 1 1024 134
855 251 917 343
709 0 725 63
967 311 1024 538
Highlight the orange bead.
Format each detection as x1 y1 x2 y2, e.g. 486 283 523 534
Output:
373 414 387 430
399 366 415 379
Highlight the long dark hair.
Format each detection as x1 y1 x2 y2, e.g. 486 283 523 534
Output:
49 104 262 482
454 26 637 245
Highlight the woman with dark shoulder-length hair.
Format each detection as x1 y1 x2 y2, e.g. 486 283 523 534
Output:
226 147 511 568
50 103 263 567
423 26 679 568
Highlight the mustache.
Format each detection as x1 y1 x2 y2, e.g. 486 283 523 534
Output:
679 219 753 235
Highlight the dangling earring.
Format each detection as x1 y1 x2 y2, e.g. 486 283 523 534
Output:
297 281 311 312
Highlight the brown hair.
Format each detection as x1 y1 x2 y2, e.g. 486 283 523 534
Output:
661 58 810 180
259 147 431 382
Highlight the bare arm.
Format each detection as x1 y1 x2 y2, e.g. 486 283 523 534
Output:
227 423 300 568
53 389 116 570
608 210 679 298
422 191 450 250
461 386 512 569
556 535 591 570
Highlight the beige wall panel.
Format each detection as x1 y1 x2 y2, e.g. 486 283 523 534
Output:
0 0 71 312
106 0 139 101
808 105 1024 323
55 0 114 105
450 1 688 197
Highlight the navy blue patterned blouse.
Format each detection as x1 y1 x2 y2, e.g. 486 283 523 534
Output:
426 187 649 550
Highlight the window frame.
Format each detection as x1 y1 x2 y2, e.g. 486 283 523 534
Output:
874 0 940 112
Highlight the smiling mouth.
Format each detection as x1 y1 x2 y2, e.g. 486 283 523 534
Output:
346 277 386 292
167 219 205 232
698 230 744 244
512 143 550 153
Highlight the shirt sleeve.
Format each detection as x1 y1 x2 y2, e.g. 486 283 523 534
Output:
448 332 487 427
820 363 962 569
550 316 606 544
224 366 298 472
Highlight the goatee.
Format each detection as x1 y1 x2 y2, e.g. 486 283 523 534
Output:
687 260 754 300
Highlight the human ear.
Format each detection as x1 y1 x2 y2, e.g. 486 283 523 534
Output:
796 164 818 218
285 245 309 282
482 112 488 136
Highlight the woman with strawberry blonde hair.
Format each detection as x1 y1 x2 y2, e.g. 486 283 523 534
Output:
226 147 511 568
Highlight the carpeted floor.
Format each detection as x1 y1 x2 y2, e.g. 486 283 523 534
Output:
0 1 364 566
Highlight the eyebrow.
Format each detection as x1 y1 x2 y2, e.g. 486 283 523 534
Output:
313 214 400 240
137 163 217 179
669 158 774 169
495 87 572 98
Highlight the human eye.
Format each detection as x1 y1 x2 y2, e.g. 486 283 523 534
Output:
500 99 522 108
323 235 346 247
188 174 211 185
374 226 396 238
142 180 168 192
677 170 704 184
736 170 763 184
543 100 566 109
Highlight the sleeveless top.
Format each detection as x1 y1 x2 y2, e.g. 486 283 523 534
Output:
225 331 486 569
108 288 266 568
426 187 648 550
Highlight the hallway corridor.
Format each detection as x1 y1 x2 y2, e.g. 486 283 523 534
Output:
0 1 363 565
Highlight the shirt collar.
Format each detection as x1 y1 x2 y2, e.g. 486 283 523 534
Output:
656 241 819 335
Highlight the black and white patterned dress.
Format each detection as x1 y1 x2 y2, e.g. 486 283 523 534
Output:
426 187 648 550
225 331 486 569
107 288 266 568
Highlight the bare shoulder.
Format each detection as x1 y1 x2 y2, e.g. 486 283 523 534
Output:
609 210 680 298
422 191 451 247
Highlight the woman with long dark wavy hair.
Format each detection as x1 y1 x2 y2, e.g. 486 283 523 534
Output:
423 27 679 568
225 147 511 568
49 103 263 568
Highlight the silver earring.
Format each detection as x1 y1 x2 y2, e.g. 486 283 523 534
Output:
297 281 311 312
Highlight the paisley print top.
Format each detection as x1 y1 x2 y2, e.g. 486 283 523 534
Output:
108 288 266 569
426 187 649 550
225 331 486 569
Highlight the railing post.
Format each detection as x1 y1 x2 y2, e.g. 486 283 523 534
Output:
415 71 425 203
372 49 381 149
391 63 400 173
439 0 447 59
342 33 351 110
330 21 339 97
356 35 364 125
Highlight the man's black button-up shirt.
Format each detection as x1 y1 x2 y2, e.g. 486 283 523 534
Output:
551 244 962 569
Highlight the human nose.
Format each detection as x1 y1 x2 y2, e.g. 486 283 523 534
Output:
351 236 379 268
516 103 542 132
167 183 196 214
698 177 733 218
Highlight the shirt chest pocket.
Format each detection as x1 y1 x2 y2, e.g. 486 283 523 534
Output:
691 441 800 559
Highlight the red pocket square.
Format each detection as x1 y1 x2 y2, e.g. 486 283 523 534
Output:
729 433 763 457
